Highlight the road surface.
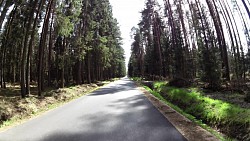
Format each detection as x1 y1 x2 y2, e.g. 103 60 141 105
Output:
0 78 187 141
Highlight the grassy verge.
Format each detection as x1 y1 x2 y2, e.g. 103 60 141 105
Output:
132 78 249 141
0 80 114 130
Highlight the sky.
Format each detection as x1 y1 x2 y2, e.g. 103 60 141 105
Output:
109 0 145 66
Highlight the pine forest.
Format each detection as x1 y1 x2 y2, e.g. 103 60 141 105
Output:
128 0 250 140
129 0 250 95
0 0 250 141
0 0 126 98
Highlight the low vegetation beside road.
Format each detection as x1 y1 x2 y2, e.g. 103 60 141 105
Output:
132 78 250 141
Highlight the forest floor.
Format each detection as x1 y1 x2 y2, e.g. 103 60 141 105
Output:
203 90 250 109
0 80 114 130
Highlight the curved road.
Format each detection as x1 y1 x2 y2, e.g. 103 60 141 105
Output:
0 78 186 141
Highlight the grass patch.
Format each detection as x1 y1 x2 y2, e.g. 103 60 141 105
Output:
154 82 250 141
132 78 248 141
143 85 227 141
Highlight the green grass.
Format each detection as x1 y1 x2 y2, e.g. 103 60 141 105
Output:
143 85 228 141
152 82 250 140
130 77 248 141
156 85 250 125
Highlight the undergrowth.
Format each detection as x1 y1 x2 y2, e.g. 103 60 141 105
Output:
143 85 227 141
133 78 249 141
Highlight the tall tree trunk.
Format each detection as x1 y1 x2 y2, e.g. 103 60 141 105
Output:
176 0 189 78
26 0 45 96
152 13 163 76
242 0 250 19
86 48 91 84
0 1 13 29
21 0 38 97
206 0 230 81
48 4 55 86
60 37 66 88
164 0 179 78
76 60 82 84
217 0 240 79
1 6 17 89
234 1 250 53
38 0 53 96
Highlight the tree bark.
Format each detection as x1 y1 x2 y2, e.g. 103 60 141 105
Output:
21 0 38 97
206 0 230 81
48 3 55 86
242 0 250 19
0 1 13 29
1 6 17 89
38 0 53 96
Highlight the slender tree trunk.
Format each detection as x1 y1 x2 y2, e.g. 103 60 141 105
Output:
177 0 189 78
38 0 53 96
0 1 13 29
234 1 250 53
153 13 163 76
48 5 55 86
81 61 85 84
0 33 3 88
86 48 91 83
60 37 66 88
218 0 240 79
164 0 178 77
242 0 250 19
206 0 230 81
2 46 7 88
21 0 38 97
76 60 82 85
1 6 17 89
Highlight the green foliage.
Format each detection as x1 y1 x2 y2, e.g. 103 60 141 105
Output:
131 77 143 81
55 0 82 37
152 82 250 140
56 16 74 37
142 84 228 141
0 0 125 96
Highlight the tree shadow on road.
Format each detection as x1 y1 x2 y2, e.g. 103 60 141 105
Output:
37 91 187 141
88 80 137 96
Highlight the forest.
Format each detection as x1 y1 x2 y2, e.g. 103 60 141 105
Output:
128 0 250 140
0 0 250 140
0 0 126 98
129 0 250 98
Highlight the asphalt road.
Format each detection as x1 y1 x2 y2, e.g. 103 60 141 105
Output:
0 78 187 141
